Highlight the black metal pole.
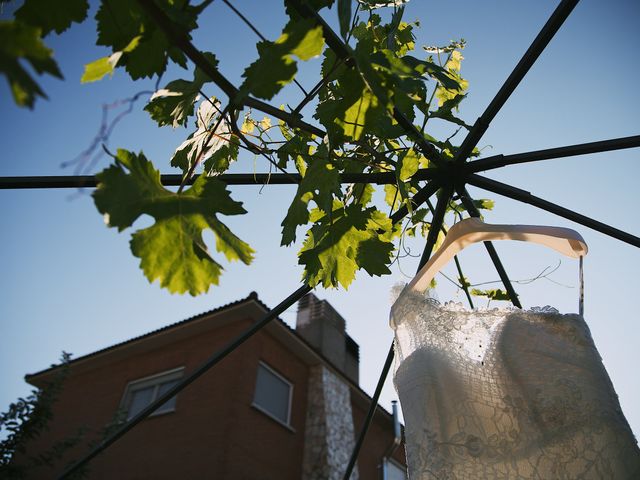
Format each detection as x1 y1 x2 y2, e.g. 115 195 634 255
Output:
417 186 453 270
453 0 579 164
341 343 394 480
456 186 522 308
468 135 640 173
341 187 455 480
0 170 438 190
467 174 640 248
390 180 441 224
58 284 312 479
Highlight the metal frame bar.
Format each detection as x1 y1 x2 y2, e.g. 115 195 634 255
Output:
0 170 438 190
453 0 579 164
467 173 640 248
468 135 640 173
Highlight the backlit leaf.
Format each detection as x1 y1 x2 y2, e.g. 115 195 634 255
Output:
281 150 342 246
299 204 395 288
170 98 232 174
145 52 218 128
94 150 253 295
470 288 512 301
240 19 324 100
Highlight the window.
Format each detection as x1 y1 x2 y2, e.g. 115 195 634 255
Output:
252 362 293 426
120 367 184 421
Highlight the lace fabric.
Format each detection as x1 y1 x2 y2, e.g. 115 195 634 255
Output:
391 285 640 479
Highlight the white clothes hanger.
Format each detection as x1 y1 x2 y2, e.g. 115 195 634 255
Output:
408 217 588 300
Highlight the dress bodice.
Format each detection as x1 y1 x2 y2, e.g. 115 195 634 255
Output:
391 286 640 479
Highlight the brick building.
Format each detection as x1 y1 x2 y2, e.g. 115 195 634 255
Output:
24 292 406 479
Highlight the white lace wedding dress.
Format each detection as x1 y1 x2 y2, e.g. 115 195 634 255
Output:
391 286 640 479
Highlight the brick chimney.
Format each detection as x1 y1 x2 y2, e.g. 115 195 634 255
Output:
297 293 360 480
296 293 359 384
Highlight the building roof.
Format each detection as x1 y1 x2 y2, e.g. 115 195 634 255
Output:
26 291 264 380
24 292 395 422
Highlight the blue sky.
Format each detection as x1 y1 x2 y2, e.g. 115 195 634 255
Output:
1 0 639 441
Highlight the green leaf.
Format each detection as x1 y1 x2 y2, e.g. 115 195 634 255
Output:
299 204 395 288
474 199 494 211
338 0 352 39
398 148 420 181
281 151 342 246
81 36 141 84
15 0 89 36
384 184 400 210
470 288 512 301
203 140 239 176
430 93 470 128
144 52 218 128
0 21 62 108
435 50 469 107
315 69 390 142
240 19 324 100
93 150 253 295
81 55 117 83
95 0 197 80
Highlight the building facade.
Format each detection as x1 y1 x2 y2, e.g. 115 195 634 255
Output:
24 292 406 479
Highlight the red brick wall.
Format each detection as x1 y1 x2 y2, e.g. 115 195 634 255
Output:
23 312 404 479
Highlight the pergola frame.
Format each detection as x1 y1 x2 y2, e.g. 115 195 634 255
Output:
2 0 637 478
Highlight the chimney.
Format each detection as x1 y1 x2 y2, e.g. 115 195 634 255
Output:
296 293 359 384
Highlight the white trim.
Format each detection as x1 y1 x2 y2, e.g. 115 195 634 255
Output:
252 361 294 429
119 366 185 421
383 457 408 480
250 403 296 433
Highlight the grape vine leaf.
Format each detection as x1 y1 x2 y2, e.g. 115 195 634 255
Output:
315 68 389 142
95 0 197 80
93 149 253 295
430 93 470 128
81 36 141 84
240 19 324 100
470 288 511 301
15 0 89 36
0 22 62 108
299 203 396 288
281 151 342 246
144 53 218 128
435 50 468 106
170 98 232 174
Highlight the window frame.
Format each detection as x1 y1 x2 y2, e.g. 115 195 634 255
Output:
119 366 185 421
251 361 294 430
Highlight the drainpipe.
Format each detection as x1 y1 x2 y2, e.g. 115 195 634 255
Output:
381 400 402 480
